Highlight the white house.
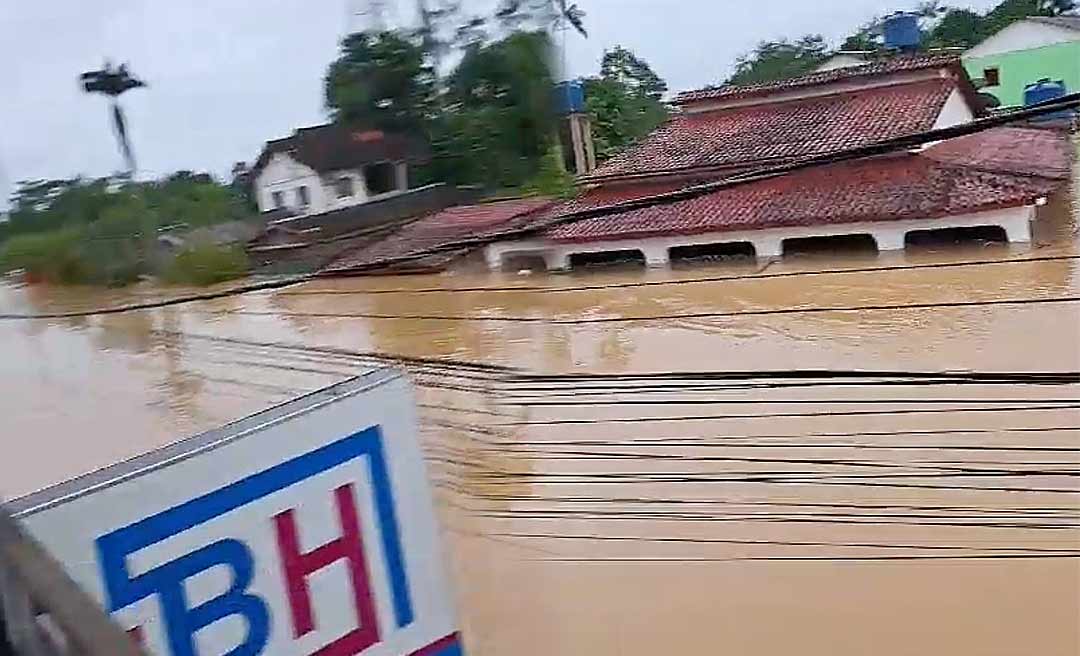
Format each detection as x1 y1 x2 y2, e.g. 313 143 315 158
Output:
251 124 429 217
482 55 1072 272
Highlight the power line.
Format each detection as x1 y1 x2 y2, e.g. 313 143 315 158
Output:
522 554 1080 562
493 403 1080 426
284 254 1080 296
207 294 1080 323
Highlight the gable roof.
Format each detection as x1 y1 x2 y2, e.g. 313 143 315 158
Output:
252 124 429 177
675 53 965 105
545 127 1070 244
584 78 960 183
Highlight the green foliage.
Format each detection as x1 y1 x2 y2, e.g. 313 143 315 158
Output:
726 35 830 86
524 145 576 198
161 243 249 286
584 46 669 162
325 31 436 132
845 0 1077 53
428 30 559 189
734 0 1076 87
0 228 87 284
0 173 250 286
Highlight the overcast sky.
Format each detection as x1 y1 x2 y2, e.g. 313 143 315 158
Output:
1 0 1002 205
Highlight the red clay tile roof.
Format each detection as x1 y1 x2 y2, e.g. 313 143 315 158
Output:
922 126 1075 179
675 53 964 104
544 128 1070 244
585 79 958 182
326 197 555 272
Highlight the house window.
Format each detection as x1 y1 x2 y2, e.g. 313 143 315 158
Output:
364 162 397 196
296 185 310 207
272 191 285 208
983 67 1000 87
336 176 354 198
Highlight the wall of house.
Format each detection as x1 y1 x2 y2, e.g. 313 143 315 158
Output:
965 21 1080 59
931 88 976 130
964 40 1080 107
256 154 411 217
255 153 327 215
485 205 1037 271
319 169 369 212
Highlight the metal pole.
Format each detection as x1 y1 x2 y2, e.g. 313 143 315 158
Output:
0 507 144 656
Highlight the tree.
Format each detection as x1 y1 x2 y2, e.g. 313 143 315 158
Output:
925 8 984 48
325 31 436 132
726 35 830 86
599 46 666 101
428 30 558 188
79 62 147 176
584 46 669 161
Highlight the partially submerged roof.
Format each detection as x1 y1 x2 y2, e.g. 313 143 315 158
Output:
544 127 1071 244
326 197 555 273
586 78 959 182
253 123 429 176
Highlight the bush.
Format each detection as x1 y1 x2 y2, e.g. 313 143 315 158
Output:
0 228 88 283
162 243 249 286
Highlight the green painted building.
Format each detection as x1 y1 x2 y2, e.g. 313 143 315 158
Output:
963 16 1080 107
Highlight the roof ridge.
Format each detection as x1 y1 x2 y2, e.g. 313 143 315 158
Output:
676 53 962 104
1028 15 1080 31
924 157 1071 182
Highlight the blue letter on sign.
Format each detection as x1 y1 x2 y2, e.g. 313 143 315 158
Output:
97 535 269 655
96 426 413 656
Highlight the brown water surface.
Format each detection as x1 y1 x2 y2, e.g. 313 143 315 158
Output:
2 239 1079 654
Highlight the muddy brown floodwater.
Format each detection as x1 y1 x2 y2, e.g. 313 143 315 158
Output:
2 235 1080 654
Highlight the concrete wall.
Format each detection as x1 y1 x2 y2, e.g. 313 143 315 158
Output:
931 88 976 130
256 153 325 215
485 205 1036 271
255 153 409 217
964 39 1080 107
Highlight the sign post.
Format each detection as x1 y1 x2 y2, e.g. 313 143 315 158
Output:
9 370 462 656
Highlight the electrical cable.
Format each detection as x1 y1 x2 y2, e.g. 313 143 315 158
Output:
204 294 1080 323
283 253 1080 296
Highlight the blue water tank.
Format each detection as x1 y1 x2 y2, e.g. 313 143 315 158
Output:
1024 78 1072 121
883 12 921 51
1024 78 1067 106
554 81 585 115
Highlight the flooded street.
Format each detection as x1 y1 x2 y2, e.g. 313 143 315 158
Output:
2 239 1079 654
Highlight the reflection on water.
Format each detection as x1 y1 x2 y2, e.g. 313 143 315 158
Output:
2 237 1080 655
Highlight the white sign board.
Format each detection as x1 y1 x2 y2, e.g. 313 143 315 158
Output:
10 370 462 656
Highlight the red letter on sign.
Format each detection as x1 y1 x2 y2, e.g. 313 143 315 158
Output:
274 484 381 655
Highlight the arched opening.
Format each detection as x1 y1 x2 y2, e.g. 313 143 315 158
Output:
669 242 756 268
569 249 646 270
500 253 549 273
782 234 879 258
904 225 1008 250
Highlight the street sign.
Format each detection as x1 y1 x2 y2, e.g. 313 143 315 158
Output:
8 369 462 656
